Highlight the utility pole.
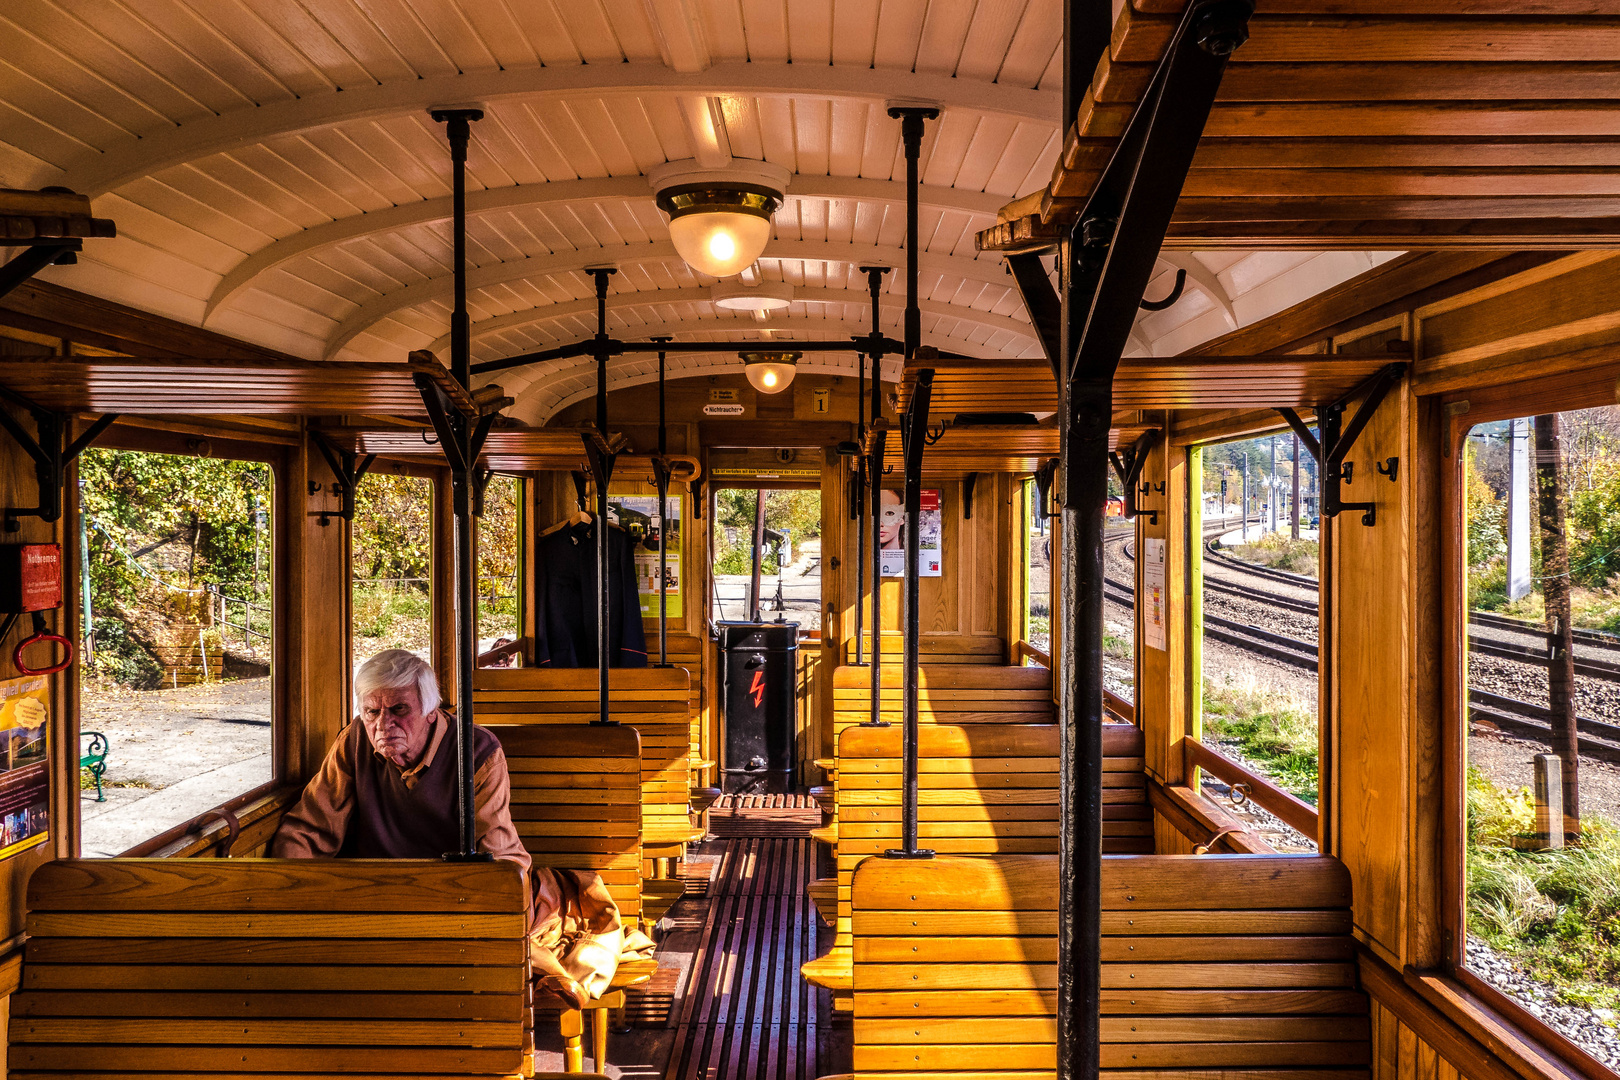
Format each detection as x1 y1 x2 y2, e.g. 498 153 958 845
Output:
1291 435 1301 540
1507 418 1533 600
749 488 766 622
1240 451 1249 540
1269 434 1277 533
1534 413 1580 838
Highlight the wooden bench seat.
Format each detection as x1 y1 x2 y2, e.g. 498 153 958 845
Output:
845 852 1369 1080
11 858 533 1078
474 668 699 883
803 722 1152 1009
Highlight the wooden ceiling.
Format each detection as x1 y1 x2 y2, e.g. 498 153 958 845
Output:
0 0 1415 424
980 1 1620 251
0 357 492 417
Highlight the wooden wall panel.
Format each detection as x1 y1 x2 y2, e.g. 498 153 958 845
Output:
1136 412 1191 786
1329 381 1413 968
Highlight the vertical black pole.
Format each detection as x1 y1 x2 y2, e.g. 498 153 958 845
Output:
589 266 617 726
861 264 892 723
430 106 485 859
854 351 867 666
884 106 936 851
653 336 672 667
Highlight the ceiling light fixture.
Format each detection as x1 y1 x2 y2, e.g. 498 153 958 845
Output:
650 160 789 279
711 280 793 313
741 351 801 395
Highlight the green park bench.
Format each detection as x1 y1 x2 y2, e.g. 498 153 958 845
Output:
79 731 108 802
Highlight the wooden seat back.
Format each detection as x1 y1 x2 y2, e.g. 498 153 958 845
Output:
849 853 1369 1079
830 723 1150 954
474 668 692 841
490 723 642 922
843 634 1005 666
11 859 532 1078
831 664 1054 743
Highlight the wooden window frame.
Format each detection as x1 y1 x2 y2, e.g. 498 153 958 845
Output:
77 421 291 857
1438 361 1620 1080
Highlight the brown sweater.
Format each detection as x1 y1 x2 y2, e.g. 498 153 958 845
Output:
270 711 530 872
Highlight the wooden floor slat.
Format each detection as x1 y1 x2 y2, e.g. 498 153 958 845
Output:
667 822 821 1080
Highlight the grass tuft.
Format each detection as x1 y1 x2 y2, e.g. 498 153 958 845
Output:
1200 674 1319 802
1467 768 1620 1012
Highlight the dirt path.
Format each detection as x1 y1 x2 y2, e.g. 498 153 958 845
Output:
79 677 273 856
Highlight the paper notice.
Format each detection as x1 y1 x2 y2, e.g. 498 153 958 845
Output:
1143 537 1167 652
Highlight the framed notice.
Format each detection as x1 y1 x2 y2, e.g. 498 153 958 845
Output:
0 675 50 860
608 495 683 618
1142 537 1167 652
880 488 943 578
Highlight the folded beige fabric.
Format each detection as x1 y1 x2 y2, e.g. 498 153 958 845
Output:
529 866 657 1007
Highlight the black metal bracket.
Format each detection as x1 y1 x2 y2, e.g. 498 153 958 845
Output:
471 467 495 518
690 476 704 519
0 239 82 303
0 388 117 530
1277 408 1321 464
570 470 589 511
1316 362 1404 527
309 430 376 526
1139 267 1186 311
1007 252 1063 377
1377 457 1399 482
963 472 978 520
1108 430 1160 524
1033 458 1060 522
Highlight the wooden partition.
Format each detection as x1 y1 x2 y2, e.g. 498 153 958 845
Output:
846 853 1367 1079
11 859 532 1078
842 634 1005 666
804 722 1150 1008
472 668 696 851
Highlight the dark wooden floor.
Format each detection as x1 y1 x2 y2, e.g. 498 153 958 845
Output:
533 797 842 1078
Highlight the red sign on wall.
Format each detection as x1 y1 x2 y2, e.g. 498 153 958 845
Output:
0 544 62 613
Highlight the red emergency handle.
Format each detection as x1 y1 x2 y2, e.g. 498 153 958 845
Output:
15 631 73 676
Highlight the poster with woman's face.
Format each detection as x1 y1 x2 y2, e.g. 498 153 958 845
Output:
879 488 942 576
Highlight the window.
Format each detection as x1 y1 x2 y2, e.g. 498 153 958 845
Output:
1023 477 1054 661
351 468 434 671
1459 406 1620 1063
1195 434 1319 847
477 474 520 657
78 447 274 857
710 487 822 629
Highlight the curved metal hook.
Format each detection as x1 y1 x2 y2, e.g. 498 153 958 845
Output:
923 422 947 446
1139 267 1187 311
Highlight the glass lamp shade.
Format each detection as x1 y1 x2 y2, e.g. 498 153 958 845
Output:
741 352 801 395
667 210 772 278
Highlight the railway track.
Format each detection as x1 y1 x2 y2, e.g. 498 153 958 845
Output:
1105 529 1620 763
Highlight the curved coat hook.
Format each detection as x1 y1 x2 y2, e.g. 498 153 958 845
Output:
1139 267 1187 311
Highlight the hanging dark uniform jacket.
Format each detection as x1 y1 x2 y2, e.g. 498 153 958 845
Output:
534 519 648 668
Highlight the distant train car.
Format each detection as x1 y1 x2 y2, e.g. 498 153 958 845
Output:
1105 496 1126 517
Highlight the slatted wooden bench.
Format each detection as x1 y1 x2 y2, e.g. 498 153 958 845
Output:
808 665 1060 926
802 722 1151 1009
490 723 657 1072
840 852 1369 1080
11 858 536 1079
474 667 702 925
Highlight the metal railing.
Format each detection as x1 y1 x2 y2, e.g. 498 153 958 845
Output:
1183 736 1318 841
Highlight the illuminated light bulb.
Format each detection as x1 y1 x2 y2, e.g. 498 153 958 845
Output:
650 160 789 279
741 351 801 395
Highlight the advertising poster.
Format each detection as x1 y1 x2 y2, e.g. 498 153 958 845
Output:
1143 537 1167 652
608 495 683 618
880 488 943 577
0 675 50 860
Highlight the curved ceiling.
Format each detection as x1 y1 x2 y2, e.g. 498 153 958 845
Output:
0 0 1398 424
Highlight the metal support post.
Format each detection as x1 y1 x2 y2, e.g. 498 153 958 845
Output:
859 264 892 722
885 364 936 859
652 336 672 667
1047 6 1252 1080
886 106 940 361
430 106 493 860
584 267 619 724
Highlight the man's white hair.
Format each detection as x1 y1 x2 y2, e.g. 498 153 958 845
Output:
355 650 441 715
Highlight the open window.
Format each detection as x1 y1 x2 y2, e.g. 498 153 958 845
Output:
77 442 277 857
709 486 823 630
1193 432 1320 849
351 466 435 673
1455 403 1620 1065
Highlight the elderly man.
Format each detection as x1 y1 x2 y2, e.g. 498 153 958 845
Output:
271 649 651 1006
271 648 528 863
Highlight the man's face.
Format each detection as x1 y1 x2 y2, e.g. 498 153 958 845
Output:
360 686 432 768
